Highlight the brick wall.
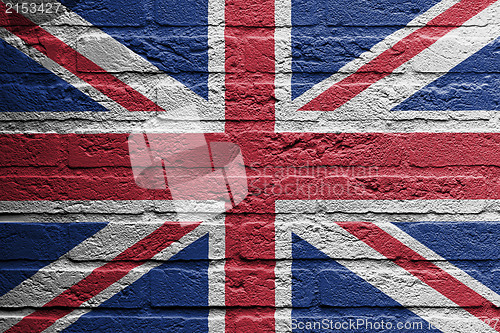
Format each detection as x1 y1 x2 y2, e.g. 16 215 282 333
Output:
1 0 500 332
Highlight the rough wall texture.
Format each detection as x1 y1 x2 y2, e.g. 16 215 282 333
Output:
0 0 500 332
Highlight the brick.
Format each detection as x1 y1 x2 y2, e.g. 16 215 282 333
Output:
287 223 386 260
67 223 164 261
233 133 405 167
0 4 33 26
401 77 500 110
225 266 275 306
226 87 275 121
68 0 147 27
225 308 275 333
225 0 275 27
352 176 494 200
98 276 148 309
0 176 172 201
68 134 129 168
408 134 500 167
0 41 49 73
76 35 155 73
0 79 98 112
150 267 208 307
237 221 275 260
283 134 405 167
292 269 316 307
318 268 485 307
0 268 92 308
0 134 64 167
225 35 275 73
62 316 208 333
291 36 383 73
1 173 497 201
77 36 208 74
226 81 275 106
292 0 437 26
0 223 103 260
154 0 208 26
492 269 500 288
394 222 500 260
290 0 322 26
319 269 397 307
228 195 277 214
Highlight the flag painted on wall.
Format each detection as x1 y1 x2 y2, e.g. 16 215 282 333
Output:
1 0 499 332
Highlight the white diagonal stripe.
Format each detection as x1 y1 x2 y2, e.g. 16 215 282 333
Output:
0 222 196 307
292 220 497 333
335 2 500 115
276 0 462 115
377 222 500 307
290 0 483 110
0 27 127 114
0 28 224 133
275 0 500 133
0 221 215 331
19 0 209 112
0 0 226 133
276 200 500 332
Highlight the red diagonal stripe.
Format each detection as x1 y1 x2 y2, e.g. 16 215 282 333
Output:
5 221 201 333
300 0 498 111
338 221 500 331
4 132 500 201
0 3 164 112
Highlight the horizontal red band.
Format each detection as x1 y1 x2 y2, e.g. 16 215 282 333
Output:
2 133 500 201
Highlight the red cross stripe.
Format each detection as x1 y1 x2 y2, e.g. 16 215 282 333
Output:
1 0 500 332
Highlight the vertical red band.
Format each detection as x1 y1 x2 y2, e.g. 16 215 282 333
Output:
224 0 276 133
224 0 276 331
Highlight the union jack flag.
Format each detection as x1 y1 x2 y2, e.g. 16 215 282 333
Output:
0 0 499 332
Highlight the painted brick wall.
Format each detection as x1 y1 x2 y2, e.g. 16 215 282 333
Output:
0 0 500 332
